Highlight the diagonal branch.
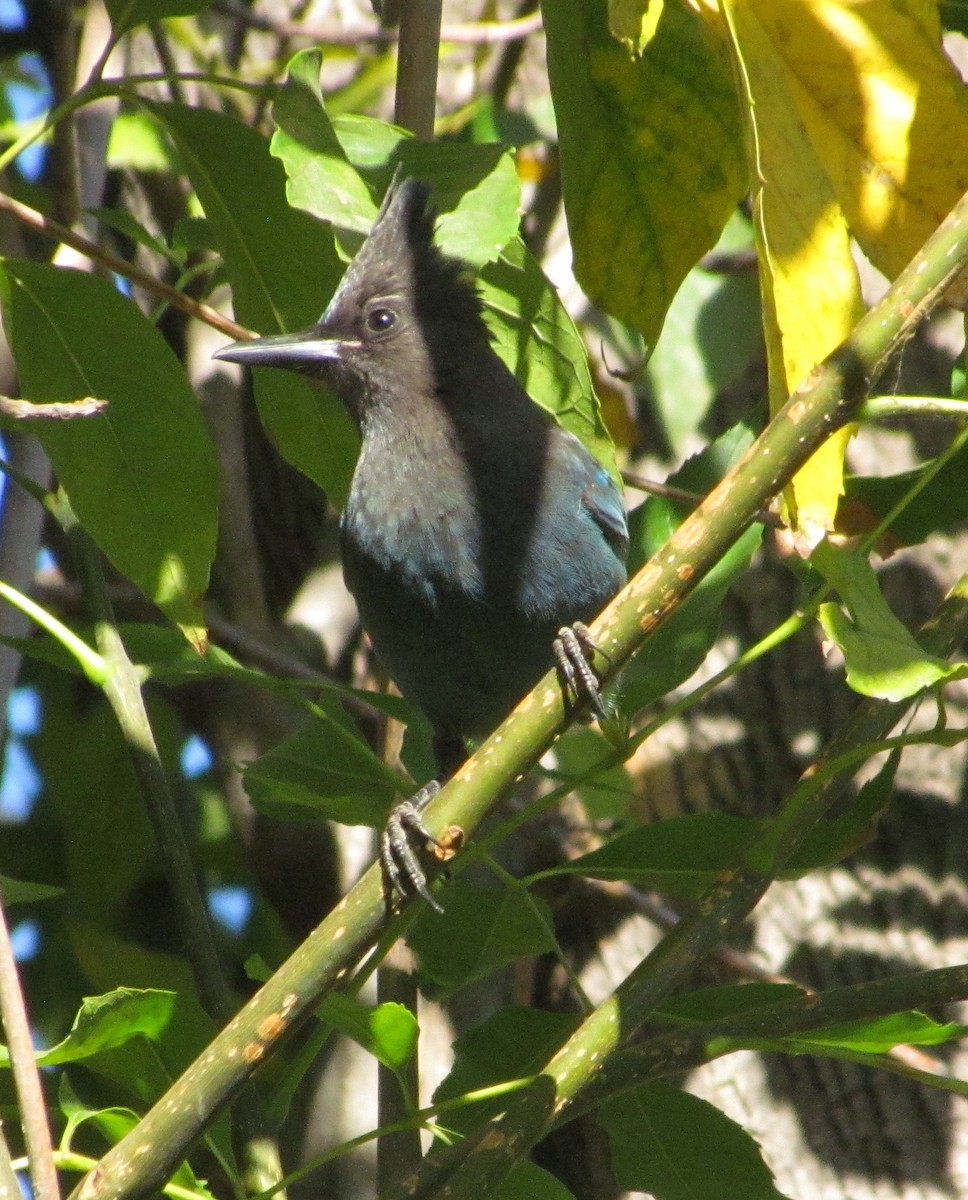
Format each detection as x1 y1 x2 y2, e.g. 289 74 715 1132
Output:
71 187 968 1200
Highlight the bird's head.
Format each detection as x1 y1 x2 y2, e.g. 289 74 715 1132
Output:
214 179 487 422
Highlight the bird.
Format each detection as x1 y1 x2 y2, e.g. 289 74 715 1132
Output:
215 178 628 909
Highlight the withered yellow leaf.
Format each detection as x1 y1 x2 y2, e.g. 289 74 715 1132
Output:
747 0 968 278
722 0 865 542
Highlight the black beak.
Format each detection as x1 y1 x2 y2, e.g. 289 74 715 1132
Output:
214 327 354 371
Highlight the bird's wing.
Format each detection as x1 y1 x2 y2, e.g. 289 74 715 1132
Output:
579 453 630 562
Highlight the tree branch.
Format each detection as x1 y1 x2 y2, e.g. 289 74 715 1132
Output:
69 184 968 1200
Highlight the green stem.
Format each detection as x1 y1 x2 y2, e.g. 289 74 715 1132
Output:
753 1041 968 1097
0 74 271 175
251 1075 539 1200
377 941 422 1194
56 502 234 1029
854 421 968 556
16 1152 211 1200
482 854 594 1013
861 395 968 420
0 579 106 683
565 961 968 1120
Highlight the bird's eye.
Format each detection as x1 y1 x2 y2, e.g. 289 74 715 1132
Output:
365 307 397 333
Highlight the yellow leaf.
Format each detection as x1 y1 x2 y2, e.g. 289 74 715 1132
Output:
544 0 746 351
722 0 866 542
747 0 968 279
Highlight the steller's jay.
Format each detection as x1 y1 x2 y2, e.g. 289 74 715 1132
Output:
215 179 628 909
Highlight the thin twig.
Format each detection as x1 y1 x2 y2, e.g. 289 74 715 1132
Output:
621 468 783 528
618 886 945 1075
48 0 78 228
377 943 422 1192
0 888 61 1200
860 396 968 421
212 1 542 45
147 23 186 104
564 961 968 1122
0 1119 22 1200
0 191 245 339
698 247 759 274
0 396 108 420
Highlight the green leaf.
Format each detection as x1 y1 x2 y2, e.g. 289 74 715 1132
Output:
480 238 620 481
149 100 358 506
782 1011 961 1054
609 0 666 54
270 49 379 238
33 913 233 1170
550 813 761 897
87 207 180 264
332 113 409 171
105 0 214 37
647 211 761 455
121 621 414 717
434 1006 578 1133
244 709 400 826
269 74 618 480
409 883 557 994
494 1162 577 1200
59 1076 209 1193
553 726 634 823
318 994 418 1072
273 51 521 266
393 141 521 268
0 632 78 674
600 1082 791 1200
619 525 762 711
813 541 958 700
843 437 968 546
0 874 63 904
172 215 219 256
32 670 157 921
60 1074 142 1152
626 421 756 577
544 0 746 348
64 926 226 1129
107 110 178 172
0 988 175 1067
0 260 218 640
783 750 898 874
2 620 414 726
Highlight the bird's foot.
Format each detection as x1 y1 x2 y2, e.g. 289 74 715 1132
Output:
554 622 611 720
381 781 462 913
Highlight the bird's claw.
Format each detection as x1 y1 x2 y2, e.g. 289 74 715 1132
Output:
554 622 610 720
381 781 462 913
